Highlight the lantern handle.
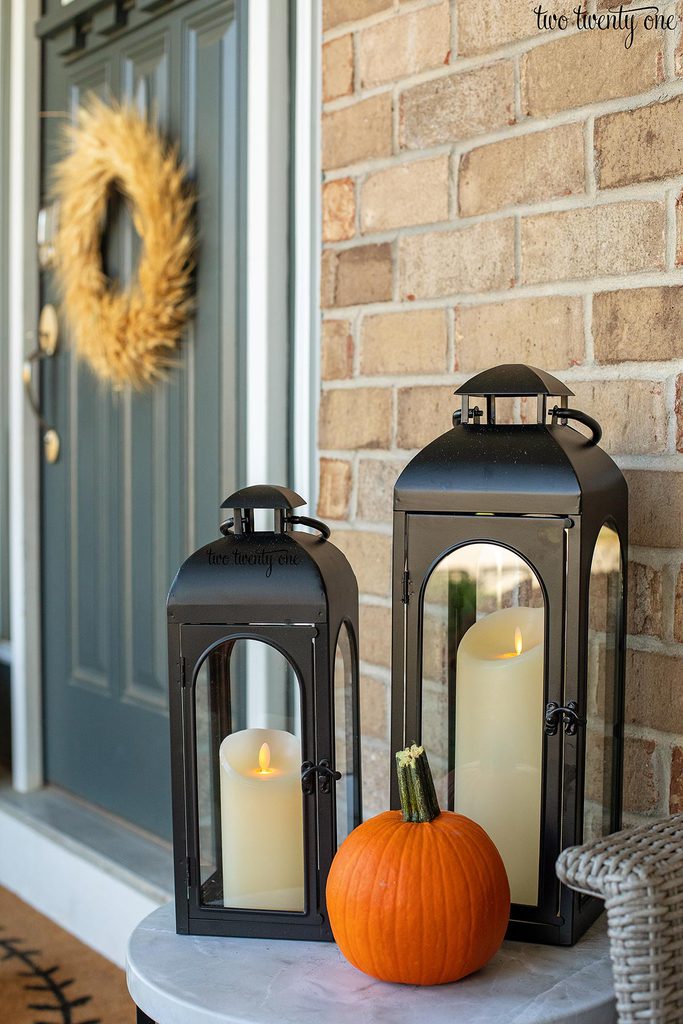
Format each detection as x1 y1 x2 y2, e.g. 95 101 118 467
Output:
285 514 331 541
452 405 484 426
549 406 602 445
217 513 330 539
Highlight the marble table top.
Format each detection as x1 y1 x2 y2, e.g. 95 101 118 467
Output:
126 903 616 1024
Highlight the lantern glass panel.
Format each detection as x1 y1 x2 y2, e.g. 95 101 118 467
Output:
333 622 356 844
584 524 622 843
194 638 305 914
421 542 545 907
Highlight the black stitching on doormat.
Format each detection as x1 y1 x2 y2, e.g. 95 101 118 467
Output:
0 929 101 1024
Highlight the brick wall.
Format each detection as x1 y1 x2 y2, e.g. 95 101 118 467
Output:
319 0 683 820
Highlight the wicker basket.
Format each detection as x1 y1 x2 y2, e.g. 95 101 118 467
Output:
556 815 683 1023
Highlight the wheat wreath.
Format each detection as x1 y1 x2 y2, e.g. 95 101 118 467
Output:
53 98 195 389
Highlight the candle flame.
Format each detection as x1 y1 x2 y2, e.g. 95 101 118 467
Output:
258 742 272 774
515 627 523 656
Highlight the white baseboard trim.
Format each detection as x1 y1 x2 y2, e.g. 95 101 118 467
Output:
0 804 165 967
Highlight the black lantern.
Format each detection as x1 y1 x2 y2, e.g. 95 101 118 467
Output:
167 485 361 940
390 365 627 946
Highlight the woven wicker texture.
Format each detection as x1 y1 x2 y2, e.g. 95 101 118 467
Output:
556 815 683 1023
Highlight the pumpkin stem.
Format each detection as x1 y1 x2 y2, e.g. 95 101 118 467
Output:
395 744 441 823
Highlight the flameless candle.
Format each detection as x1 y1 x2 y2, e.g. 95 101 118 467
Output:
455 605 544 906
219 728 304 911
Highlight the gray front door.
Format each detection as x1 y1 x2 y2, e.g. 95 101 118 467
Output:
38 0 244 838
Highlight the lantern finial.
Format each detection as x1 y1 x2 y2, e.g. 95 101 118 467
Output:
221 485 305 510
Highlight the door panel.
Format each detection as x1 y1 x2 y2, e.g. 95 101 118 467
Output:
40 0 242 839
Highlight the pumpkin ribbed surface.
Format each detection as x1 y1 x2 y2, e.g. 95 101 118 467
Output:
326 808 510 985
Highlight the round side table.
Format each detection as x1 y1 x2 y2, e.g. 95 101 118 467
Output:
127 903 616 1024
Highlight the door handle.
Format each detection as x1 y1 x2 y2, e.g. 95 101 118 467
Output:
23 303 60 464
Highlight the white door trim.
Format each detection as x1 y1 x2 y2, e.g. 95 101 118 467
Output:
244 0 320 717
8 0 42 792
244 0 289 493
291 0 321 510
244 0 320 509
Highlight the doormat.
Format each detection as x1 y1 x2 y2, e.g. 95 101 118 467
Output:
0 886 134 1023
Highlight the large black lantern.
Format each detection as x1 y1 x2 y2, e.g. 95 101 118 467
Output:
390 365 627 946
167 485 361 940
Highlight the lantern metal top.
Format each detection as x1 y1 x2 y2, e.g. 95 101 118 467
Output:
168 486 357 625
395 365 626 517
221 485 322 538
221 485 305 511
454 364 574 398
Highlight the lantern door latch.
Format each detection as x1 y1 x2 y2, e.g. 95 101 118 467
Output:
544 700 585 737
301 759 342 795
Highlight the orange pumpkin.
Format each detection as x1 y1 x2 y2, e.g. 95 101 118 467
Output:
326 744 510 986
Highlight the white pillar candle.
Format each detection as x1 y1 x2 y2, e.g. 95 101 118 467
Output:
455 605 544 906
219 728 304 911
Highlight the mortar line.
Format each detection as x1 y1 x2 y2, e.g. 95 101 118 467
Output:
323 78 683 178
351 28 360 99
513 52 523 122
666 187 679 269
667 372 679 452
447 306 456 373
330 520 393 536
661 559 678 642
324 12 669 71
350 450 360 523
325 183 676 245
584 115 596 196
322 266 683 314
319 446 683 471
664 0 678 78
351 307 362 377
319 363 683 388
450 0 458 61
360 662 392 683
673 0 683 75
583 293 595 365
323 34 677 116
448 149 458 221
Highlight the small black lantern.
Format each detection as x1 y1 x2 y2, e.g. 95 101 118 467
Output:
167 485 361 940
390 365 627 946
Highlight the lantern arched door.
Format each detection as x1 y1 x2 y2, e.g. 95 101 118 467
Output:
391 365 627 946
